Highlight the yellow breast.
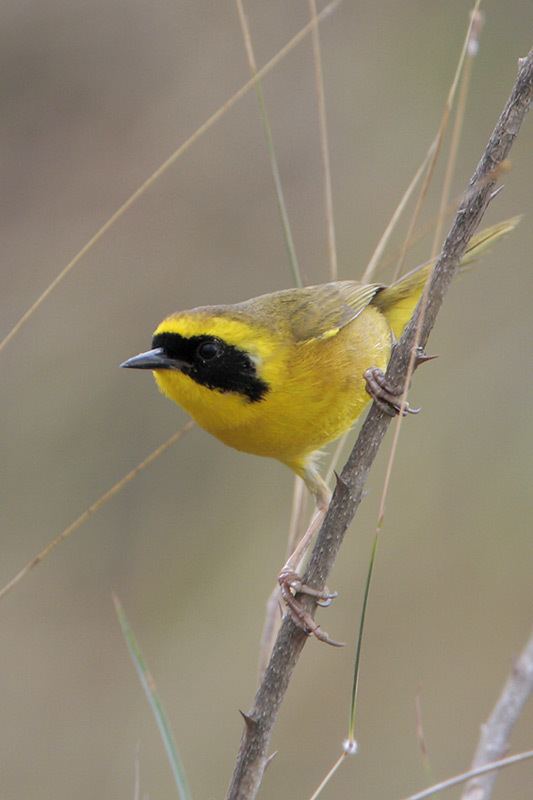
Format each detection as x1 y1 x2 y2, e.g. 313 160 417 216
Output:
153 305 391 475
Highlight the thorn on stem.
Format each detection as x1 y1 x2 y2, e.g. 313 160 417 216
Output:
414 347 438 369
239 710 258 731
264 751 278 770
334 471 350 498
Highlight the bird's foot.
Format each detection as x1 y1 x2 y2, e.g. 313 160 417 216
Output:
278 569 344 647
364 366 421 416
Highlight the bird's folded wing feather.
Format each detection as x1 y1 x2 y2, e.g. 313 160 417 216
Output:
285 281 382 342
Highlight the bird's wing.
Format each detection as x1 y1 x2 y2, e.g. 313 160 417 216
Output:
285 281 383 342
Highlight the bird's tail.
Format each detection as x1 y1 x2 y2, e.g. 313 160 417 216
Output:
374 216 520 340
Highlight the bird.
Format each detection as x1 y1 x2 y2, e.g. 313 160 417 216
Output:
121 218 516 641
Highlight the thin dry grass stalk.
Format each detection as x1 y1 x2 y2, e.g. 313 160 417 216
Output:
0 421 194 602
235 0 302 287
0 0 340 355
308 0 338 280
393 0 482 279
403 749 533 800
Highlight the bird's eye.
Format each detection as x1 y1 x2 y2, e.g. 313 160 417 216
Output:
197 340 222 361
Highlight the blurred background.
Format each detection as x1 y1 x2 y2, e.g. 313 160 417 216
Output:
1 1 531 798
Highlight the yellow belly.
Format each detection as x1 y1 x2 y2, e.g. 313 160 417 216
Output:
154 306 391 471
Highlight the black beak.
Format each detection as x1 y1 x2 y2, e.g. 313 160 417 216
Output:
120 347 183 371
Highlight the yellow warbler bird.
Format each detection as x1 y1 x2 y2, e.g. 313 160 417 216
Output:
121 219 516 642
121 220 516 510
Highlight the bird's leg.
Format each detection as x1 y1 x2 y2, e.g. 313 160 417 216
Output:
278 471 344 647
364 347 437 416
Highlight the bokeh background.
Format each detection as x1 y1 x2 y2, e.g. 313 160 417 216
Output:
1 1 531 798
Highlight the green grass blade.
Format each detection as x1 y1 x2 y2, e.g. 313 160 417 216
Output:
113 595 192 800
254 79 302 288
347 531 379 744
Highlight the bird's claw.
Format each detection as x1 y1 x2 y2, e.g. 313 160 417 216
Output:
364 366 420 416
278 570 344 647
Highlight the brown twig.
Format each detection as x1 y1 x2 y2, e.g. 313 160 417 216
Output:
461 626 533 800
225 49 532 800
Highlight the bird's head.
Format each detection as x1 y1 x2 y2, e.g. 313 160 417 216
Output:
120 307 277 406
